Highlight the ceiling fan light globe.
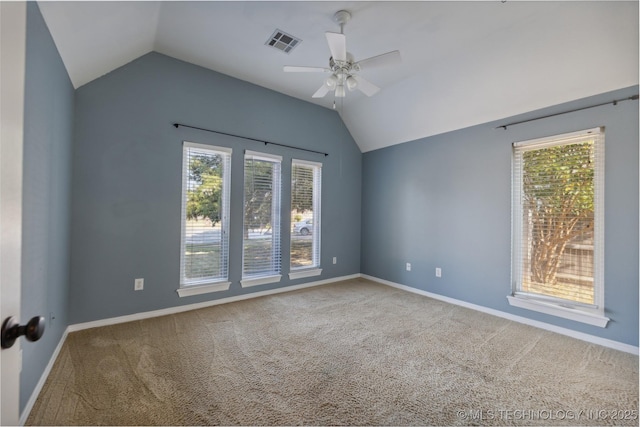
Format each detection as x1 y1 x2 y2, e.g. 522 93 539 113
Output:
325 74 338 89
346 76 358 91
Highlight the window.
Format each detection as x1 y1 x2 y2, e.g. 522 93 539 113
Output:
241 151 282 287
290 160 322 279
179 142 231 297
509 127 607 327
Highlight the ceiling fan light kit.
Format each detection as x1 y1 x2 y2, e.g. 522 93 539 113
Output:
346 76 358 91
325 74 338 89
283 9 401 101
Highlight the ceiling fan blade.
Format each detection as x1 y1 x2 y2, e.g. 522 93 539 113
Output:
312 84 331 98
283 66 329 73
325 32 347 62
353 75 380 97
355 50 401 70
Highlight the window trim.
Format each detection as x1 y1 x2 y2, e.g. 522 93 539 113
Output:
506 294 608 328
177 281 231 298
289 268 322 280
240 275 282 288
178 141 232 294
509 127 608 327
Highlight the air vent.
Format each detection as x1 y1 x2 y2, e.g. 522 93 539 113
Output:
266 29 301 54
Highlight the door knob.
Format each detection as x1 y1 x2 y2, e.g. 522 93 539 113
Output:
1 316 45 349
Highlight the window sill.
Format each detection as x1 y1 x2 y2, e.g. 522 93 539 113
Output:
289 268 322 280
240 275 282 288
507 295 609 328
177 281 231 297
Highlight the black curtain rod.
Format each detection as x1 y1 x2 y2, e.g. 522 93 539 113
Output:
173 123 329 157
496 94 639 130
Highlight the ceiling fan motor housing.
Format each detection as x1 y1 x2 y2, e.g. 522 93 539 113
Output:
329 53 355 71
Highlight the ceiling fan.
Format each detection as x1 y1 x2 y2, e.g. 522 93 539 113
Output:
284 10 401 99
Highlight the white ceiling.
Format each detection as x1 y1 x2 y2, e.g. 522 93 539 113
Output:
37 1 638 152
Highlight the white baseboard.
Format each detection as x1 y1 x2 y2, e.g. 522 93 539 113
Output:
68 273 361 332
362 274 639 356
19 327 69 426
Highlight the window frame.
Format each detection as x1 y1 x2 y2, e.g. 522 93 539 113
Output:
240 150 282 287
178 141 232 297
289 159 322 279
508 127 608 327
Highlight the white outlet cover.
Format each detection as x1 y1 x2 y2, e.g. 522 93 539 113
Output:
406 263 411 271
135 278 144 290
435 268 442 277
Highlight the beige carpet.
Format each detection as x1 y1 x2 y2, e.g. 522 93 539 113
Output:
27 278 638 426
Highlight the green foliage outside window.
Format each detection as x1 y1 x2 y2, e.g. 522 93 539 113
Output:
522 141 594 288
186 155 224 226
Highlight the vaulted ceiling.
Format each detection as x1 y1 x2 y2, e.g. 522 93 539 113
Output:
38 1 638 152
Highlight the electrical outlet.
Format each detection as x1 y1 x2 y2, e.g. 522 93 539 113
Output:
435 268 442 278
134 278 144 291
406 262 411 271
333 257 337 265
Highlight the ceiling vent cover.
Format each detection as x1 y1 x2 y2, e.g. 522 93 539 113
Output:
266 29 301 54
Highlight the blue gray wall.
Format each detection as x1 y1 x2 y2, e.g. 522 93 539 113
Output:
21 2 74 412
361 85 639 346
69 52 362 323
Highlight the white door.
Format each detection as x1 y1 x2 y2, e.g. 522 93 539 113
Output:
1 1 26 424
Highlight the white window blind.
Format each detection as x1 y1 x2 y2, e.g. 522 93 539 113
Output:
180 142 231 287
291 159 321 271
242 151 282 282
511 127 604 317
